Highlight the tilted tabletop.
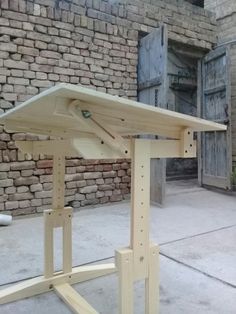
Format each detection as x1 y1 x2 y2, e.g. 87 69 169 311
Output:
0 83 226 140
0 84 227 314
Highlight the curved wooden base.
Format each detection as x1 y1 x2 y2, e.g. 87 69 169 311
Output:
0 263 117 313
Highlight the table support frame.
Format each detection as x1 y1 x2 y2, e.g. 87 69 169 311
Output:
0 133 195 313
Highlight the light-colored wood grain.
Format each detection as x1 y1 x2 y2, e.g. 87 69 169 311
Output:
0 84 226 141
180 128 196 158
63 209 73 274
15 140 79 157
55 283 98 314
0 82 227 314
115 249 134 314
44 210 54 279
16 138 197 159
69 101 129 155
145 244 159 314
52 155 65 210
44 207 73 277
0 263 116 305
130 139 150 280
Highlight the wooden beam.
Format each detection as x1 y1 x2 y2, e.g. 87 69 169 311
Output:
145 244 159 314
130 138 150 280
44 210 54 279
52 156 65 209
63 208 73 274
73 138 129 159
89 112 181 139
115 249 134 314
149 139 193 158
15 139 127 159
0 264 117 305
180 128 196 158
5 119 93 139
69 100 130 157
15 140 79 157
16 138 197 160
55 283 98 314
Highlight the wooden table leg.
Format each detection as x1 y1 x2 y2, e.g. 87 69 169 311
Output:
115 248 134 314
116 139 160 314
0 154 117 313
145 244 159 314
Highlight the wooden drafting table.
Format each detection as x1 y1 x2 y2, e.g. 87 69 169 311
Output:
0 84 226 313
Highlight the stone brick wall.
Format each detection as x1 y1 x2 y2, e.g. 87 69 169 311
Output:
205 0 236 43
0 0 217 215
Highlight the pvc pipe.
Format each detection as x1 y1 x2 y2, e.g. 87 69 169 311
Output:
0 214 12 226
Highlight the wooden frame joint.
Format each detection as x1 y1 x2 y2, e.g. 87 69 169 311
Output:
68 100 130 157
180 128 196 158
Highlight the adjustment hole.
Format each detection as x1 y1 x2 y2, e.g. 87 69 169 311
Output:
140 243 143 246
190 144 192 147
101 141 104 144
141 216 144 219
185 150 188 153
188 131 190 135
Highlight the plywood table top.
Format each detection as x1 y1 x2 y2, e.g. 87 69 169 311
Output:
0 83 226 140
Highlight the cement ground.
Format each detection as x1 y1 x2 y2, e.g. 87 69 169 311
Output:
0 180 236 313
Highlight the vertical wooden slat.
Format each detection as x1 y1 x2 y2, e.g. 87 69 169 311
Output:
44 211 54 279
145 244 159 314
197 59 203 186
199 46 232 189
63 209 73 274
138 24 168 205
52 155 65 210
115 249 134 314
130 139 150 279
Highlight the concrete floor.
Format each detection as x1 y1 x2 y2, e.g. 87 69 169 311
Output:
0 180 236 313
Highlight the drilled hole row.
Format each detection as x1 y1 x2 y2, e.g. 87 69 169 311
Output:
140 164 145 248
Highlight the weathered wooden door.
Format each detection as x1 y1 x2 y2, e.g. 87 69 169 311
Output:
198 47 232 189
138 25 168 205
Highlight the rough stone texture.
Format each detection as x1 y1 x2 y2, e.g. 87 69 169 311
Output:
0 0 217 215
205 0 236 43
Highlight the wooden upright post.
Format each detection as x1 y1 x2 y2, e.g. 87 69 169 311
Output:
116 139 159 314
44 155 72 278
0 148 116 313
130 139 151 279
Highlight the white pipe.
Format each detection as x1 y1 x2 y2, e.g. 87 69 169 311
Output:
0 214 12 226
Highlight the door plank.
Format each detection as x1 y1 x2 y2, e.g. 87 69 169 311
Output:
138 24 168 205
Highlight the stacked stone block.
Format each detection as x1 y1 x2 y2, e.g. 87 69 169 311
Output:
205 0 236 43
0 0 217 215
0 133 131 215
